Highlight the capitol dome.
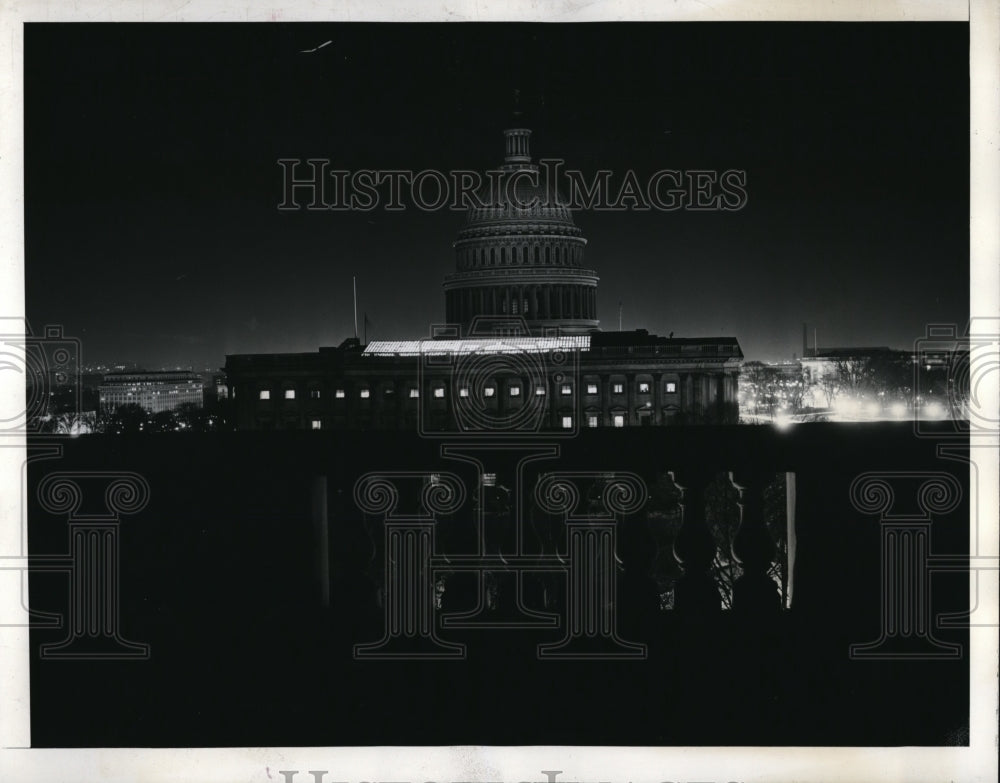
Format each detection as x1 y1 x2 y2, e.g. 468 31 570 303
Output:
443 129 600 336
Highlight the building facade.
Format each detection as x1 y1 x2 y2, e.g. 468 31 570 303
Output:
99 371 204 413
226 129 743 431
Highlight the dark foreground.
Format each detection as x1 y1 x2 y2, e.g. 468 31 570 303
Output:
26 423 970 746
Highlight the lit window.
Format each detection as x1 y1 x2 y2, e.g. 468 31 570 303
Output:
666 382 677 393
434 387 445 398
335 389 346 399
259 390 271 400
587 415 598 428
409 388 419 398
613 383 624 394
561 416 573 429
638 382 650 393
482 472 497 487
484 387 496 398
509 386 520 397
561 384 572 396
310 389 321 399
284 389 296 400
613 414 625 428
587 383 598 394
459 387 470 398
535 386 546 396
310 419 321 430
360 389 371 399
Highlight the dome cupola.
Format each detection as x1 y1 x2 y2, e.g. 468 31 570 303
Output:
443 129 600 336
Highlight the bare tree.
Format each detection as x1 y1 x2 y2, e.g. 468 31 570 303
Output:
741 361 768 415
834 352 912 402
815 368 840 408
785 367 806 413
835 357 876 395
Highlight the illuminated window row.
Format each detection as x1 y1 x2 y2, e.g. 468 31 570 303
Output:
258 388 332 400
270 411 662 430
586 382 677 395
543 415 622 429
256 379 682 402
261 383 571 400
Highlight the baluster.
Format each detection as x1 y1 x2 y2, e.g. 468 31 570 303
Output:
730 471 782 615
671 471 721 613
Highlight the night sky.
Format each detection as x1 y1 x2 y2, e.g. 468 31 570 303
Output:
24 22 969 367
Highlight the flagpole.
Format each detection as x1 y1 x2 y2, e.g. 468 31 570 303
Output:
353 276 358 339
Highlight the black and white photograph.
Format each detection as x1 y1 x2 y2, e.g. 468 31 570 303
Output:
0 1 997 781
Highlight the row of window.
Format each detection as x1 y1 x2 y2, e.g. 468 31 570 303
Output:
258 381 679 401
300 413 642 431
460 243 582 268
102 386 200 394
101 390 201 399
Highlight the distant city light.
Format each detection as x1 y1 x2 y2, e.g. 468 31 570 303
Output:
834 396 859 417
924 401 945 418
773 412 794 431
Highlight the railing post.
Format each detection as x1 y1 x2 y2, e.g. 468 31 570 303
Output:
730 471 781 615
671 471 721 613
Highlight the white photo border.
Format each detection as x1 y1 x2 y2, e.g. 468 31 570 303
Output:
0 2 995 782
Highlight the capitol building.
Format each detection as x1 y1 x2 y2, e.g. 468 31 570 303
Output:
225 129 743 431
